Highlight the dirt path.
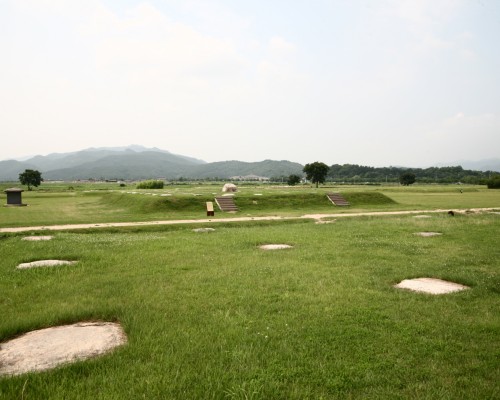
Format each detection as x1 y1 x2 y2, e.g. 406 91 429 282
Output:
1 208 497 233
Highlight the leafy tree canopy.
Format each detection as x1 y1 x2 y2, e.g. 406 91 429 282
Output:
399 172 416 186
486 175 500 189
19 169 43 190
287 174 302 186
327 164 494 185
136 179 164 189
303 162 329 188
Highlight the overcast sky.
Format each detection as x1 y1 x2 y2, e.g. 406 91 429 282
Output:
1 0 499 167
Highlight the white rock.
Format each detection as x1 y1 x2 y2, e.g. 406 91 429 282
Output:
22 236 54 241
0 322 127 376
259 244 293 250
17 260 77 270
222 183 237 192
394 278 469 295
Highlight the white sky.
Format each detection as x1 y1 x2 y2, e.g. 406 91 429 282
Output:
1 0 499 166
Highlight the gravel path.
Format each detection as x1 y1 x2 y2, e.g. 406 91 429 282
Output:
1 208 497 233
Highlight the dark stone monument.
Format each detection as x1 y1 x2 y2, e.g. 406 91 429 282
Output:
4 188 26 206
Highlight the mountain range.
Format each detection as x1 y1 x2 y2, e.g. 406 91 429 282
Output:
1 145 498 182
0 146 304 181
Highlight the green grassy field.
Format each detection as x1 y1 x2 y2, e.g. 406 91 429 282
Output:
1 183 499 228
0 184 499 398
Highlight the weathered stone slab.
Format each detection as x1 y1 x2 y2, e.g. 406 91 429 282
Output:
395 278 469 294
259 244 293 250
22 236 54 241
17 260 77 269
0 322 127 376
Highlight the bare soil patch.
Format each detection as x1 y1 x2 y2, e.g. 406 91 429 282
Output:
394 278 469 294
0 322 127 376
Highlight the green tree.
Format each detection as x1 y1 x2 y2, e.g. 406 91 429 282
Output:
486 175 500 189
399 172 416 186
136 179 164 189
287 174 302 186
19 169 43 191
303 162 329 188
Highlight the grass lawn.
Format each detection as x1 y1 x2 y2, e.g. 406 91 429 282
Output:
1 204 499 398
1 183 499 228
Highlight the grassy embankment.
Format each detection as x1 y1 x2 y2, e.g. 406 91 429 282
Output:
0 206 499 398
0 183 498 228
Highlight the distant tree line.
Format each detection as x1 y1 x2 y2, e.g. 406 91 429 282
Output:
326 164 498 185
17 165 499 188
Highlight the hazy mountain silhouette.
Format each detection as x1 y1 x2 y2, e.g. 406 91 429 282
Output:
0 146 303 181
1 145 497 182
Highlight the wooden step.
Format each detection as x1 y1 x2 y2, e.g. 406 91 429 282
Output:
215 196 239 212
327 193 350 206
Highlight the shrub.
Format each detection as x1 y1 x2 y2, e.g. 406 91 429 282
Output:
287 174 302 186
136 180 164 189
399 172 416 186
486 176 500 189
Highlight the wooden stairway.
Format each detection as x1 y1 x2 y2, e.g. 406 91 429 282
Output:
327 193 350 206
215 196 238 212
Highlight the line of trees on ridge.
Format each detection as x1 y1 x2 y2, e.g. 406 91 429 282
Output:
325 164 497 185
15 163 500 188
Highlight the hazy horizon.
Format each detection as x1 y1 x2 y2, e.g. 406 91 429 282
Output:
1 1 499 167
3 144 499 171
